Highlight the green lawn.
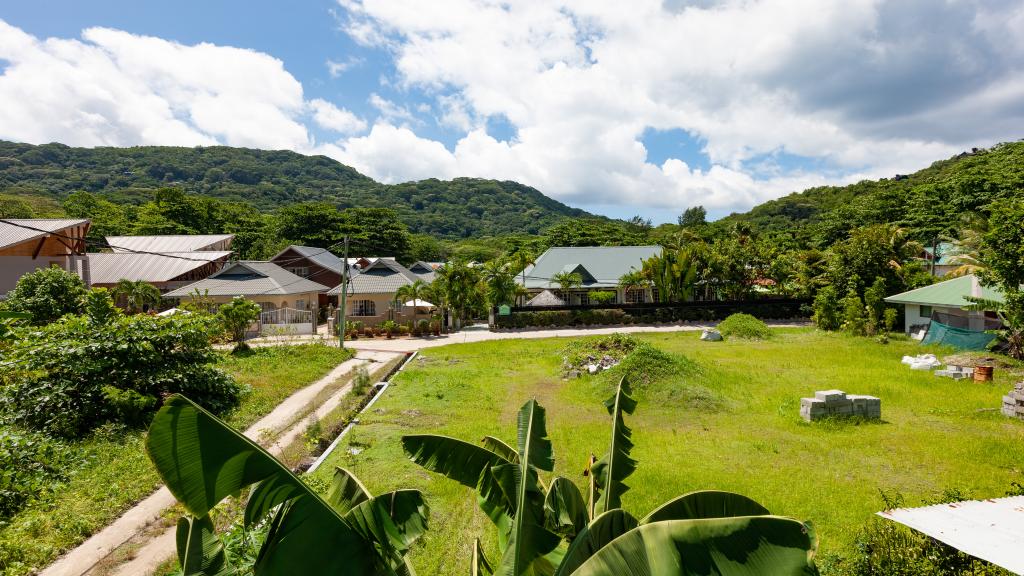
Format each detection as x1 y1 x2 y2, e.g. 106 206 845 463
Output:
311 329 1024 574
0 344 352 576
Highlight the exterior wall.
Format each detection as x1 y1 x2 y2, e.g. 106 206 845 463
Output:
193 292 321 335
902 304 987 333
270 249 342 307
0 254 90 294
339 292 428 327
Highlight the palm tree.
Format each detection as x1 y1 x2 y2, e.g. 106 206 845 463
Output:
617 270 648 303
113 279 162 314
551 271 583 303
434 261 481 330
509 249 536 303
395 279 429 331
481 260 517 307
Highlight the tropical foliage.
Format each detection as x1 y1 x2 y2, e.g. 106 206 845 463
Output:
217 296 262 349
402 377 818 575
112 279 162 314
146 395 428 575
2 267 87 324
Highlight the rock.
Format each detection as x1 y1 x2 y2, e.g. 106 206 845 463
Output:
587 364 599 374
700 328 723 341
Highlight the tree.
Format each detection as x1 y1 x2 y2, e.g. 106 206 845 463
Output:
433 261 482 330
509 249 537 300
112 279 162 314
812 285 841 331
340 207 413 262
276 202 344 248
678 205 707 228
826 224 922 296
4 267 87 324
402 377 819 574
83 288 120 324
863 277 888 335
395 279 430 330
975 199 1024 359
551 271 583 301
217 296 261 350
640 248 698 303
480 260 517 308
146 395 427 575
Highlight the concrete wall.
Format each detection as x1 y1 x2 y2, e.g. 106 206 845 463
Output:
0 254 89 295
902 304 987 333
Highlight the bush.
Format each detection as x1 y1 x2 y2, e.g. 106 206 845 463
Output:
218 296 261 346
812 285 841 331
83 288 120 324
3 267 87 324
0 313 245 437
589 291 617 304
493 300 808 329
615 341 701 389
840 290 867 336
0 428 77 519
717 313 772 339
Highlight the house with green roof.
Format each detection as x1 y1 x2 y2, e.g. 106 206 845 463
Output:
920 241 961 277
518 245 661 305
884 274 1004 334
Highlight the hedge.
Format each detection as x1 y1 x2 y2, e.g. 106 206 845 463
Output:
494 301 808 329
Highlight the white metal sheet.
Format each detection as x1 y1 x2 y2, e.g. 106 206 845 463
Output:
878 495 1024 574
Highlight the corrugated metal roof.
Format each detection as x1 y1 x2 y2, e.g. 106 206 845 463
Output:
88 252 231 284
520 245 661 289
164 261 328 297
272 245 343 271
922 242 958 265
106 234 234 253
0 219 90 250
328 259 421 295
878 496 1024 573
884 274 1005 307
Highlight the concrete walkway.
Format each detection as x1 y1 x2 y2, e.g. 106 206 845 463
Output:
241 321 809 353
40 350 400 576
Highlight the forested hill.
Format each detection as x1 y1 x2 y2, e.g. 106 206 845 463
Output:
721 141 1024 244
0 140 592 238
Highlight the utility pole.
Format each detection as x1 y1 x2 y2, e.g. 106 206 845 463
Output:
338 236 349 349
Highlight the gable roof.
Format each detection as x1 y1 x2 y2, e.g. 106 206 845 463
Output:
884 274 1005 307
408 260 441 282
106 234 234 253
88 251 231 284
0 218 90 250
164 261 328 297
272 245 343 271
328 258 421 295
520 246 662 289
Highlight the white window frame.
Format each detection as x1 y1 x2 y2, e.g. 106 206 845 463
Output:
351 300 376 317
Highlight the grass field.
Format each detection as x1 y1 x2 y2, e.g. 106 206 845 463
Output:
311 329 1024 575
0 344 352 576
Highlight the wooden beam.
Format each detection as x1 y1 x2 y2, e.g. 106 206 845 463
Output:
31 237 46 259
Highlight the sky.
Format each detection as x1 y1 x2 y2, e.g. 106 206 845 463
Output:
1 1 1022 222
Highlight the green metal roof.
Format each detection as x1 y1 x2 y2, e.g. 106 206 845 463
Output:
884 274 1005 307
520 245 661 289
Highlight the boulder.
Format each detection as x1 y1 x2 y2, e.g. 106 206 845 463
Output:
700 328 723 341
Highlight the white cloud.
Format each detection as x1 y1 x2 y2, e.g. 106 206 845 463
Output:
368 93 417 125
309 98 367 134
326 56 362 77
332 0 1024 215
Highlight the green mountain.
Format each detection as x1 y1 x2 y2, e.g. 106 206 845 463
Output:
0 140 592 238
721 141 1024 244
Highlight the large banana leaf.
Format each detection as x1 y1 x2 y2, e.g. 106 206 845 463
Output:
555 509 638 576
496 400 562 576
176 515 235 576
544 477 588 540
344 490 429 566
482 435 520 463
472 538 494 576
593 377 637 515
148 395 417 575
640 491 771 524
569 516 819 576
327 466 372 515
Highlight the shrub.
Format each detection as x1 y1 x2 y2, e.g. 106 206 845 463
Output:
589 291 617 304
3 267 87 324
0 313 244 437
0 428 77 518
615 341 701 388
812 285 841 331
218 296 261 348
840 290 867 336
83 287 120 324
718 313 772 339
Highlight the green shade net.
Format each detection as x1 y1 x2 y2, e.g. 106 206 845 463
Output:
922 320 996 350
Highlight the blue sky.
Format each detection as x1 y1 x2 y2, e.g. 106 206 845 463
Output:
1 1 1021 221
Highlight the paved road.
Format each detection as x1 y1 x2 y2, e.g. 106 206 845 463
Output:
244 321 809 353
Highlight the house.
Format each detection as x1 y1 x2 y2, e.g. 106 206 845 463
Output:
408 261 442 283
884 274 1003 334
270 245 346 306
327 258 429 326
87 251 232 292
518 246 662 305
0 218 91 295
105 234 234 253
164 261 328 334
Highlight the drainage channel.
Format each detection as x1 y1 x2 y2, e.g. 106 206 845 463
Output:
306 350 418 473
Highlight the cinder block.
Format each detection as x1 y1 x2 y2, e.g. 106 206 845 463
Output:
815 390 847 403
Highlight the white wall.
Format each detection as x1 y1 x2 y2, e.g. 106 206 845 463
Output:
0 255 85 294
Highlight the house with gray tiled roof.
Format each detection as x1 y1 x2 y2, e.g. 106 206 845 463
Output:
518 245 661 305
327 258 433 326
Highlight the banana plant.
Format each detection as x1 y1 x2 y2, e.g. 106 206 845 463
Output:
403 376 819 575
147 394 429 575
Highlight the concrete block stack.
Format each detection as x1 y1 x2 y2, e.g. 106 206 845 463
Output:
935 365 975 380
1002 382 1024 420
800 389 881 422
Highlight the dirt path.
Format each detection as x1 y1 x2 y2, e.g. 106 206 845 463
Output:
39 350 400 576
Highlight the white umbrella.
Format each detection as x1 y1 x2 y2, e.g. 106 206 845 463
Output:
404 299 435 308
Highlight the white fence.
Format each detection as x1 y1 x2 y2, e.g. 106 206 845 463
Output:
259 307 315 335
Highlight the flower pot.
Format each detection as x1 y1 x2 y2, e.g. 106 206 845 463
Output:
974 365 993 382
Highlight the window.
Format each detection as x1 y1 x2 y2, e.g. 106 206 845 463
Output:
351 300 376 316
920 305 933 318
625 289 646 303
295 299 306 310
576 292 589 306
287 267 310 278
259 302 276 312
